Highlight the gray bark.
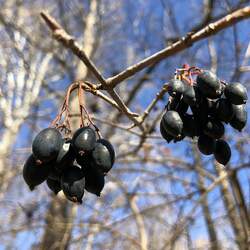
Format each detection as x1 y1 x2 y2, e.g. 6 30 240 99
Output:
192 146 220 250
215 163 248 249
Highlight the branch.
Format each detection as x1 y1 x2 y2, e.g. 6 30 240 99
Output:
105 6 250 88
138 83 169 124
162 169 230 249
40 11 142 129
129 196 148 250
40 11 107 86
40 6 250 135
80 81 123 112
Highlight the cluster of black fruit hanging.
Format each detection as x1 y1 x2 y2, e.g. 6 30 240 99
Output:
23 81 115 204
160 64 248 165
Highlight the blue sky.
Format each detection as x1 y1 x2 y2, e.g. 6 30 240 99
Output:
2 0 250 249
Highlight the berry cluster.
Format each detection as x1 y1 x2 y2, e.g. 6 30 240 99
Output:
23 82 115 204
160 65 248 165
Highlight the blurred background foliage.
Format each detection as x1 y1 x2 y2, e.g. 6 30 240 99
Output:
0 0 249 249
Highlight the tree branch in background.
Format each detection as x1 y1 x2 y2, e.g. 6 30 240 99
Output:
41 11 144 130
40 7 250 134
105 6 250 88
40 11 107 87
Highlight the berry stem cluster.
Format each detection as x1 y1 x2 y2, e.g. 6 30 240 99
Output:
174 64 201 86
50 81 101 138
23 81 116 203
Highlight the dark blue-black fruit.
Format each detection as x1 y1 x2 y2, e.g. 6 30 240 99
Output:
72 127 96 153
183 85 196 106
32 128 63 163
203 118 225 139
206 99 216 115
214 139 231 165
197 135 215 155
167 96 188 115
197 70 222 99
162 111 183 138
191 104 208 129
224 82 248 105
193 86 203 104
92 139 115 174
215 98 234 123
55 139 75 171
48 166 62 181
167 95 181 111
160 118 173 143
23 154 52 190
182 114 197 138
230 104 247 131
76 152 92 169
46 178 61 195
168 79 184 97
176 98 189 114
61 165 85 203
85 167 105 196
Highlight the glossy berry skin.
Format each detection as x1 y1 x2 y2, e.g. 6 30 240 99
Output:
214 139 231 165
198 135 215 155
61 165 85 204
224 83 248 105
168 79 184 97
46 178 61 195
183 85 196 106
23 154 52 190
197 70 222 99
215 98 234 123
160 118 173 143
72 127 96 153
56 140 75 171
92 139 115 174
32 128 63 163
85 167 105 196
230 104 247 131
162 111 183 138
203 118 225 139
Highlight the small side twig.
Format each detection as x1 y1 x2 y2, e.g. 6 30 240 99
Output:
138 83 169 125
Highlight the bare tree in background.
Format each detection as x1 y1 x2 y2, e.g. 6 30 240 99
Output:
0 1 249 250
0 1 53 198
